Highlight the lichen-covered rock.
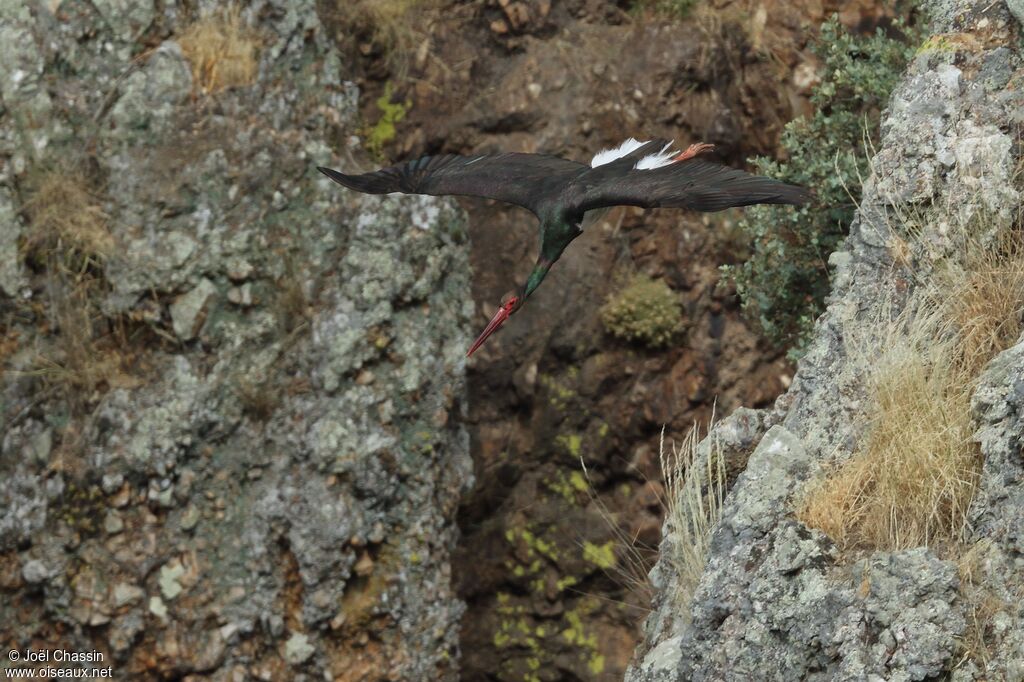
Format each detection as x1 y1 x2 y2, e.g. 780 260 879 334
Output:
108 42 193 139
170 278 218 340
1 1 471 679
0 188 25 297
965 339 1024 680
1007 0 1024 27
0 4 54 154
629 2 1024 680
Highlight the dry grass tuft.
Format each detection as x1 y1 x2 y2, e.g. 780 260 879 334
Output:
274 255 311 334
236 375 281 421
323 0 438 74
798 215 1024 551
937 229 1024 377
685 0 790 80
576 416 727 615
634 0 698 19
359 0 430 30
578 457 659 611
18 165 126 403
659 421 726 614
178 6 259 93
798 311 978 549
30 284 124 398
22 168 113 270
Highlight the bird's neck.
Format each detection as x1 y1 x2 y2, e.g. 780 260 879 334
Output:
539 215 581 261
523 215 580 300
523 258 553 299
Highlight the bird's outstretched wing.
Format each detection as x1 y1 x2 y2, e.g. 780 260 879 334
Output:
568 159 810 214
318 153 588 215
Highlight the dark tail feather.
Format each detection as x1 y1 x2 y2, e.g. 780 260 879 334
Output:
317 166 401 194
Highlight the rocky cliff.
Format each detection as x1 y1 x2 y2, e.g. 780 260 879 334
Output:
5 1 1021 680
628 1 1024 679
1 1 472 679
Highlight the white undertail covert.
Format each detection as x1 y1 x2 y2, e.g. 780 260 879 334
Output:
590 138 680 170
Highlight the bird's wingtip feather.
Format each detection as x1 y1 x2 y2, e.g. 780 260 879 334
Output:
318 166 346 183
317 164 402 194
790 184 813 205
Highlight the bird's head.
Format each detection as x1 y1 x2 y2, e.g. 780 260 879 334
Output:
467 290 524 358
466 256 555 358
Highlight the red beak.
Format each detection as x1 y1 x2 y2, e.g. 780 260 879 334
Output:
467 305 511 357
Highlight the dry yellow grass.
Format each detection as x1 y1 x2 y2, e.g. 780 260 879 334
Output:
361 0 430 28
178 7 258 93
575 417 727 615
797 219 1024 551
938 230 1024 377
659 421 726 613
798 313 977 549
578 456 658 611
323 0 437 72
686 0 790 78
19 166 124 401
22 168 113 270
31 283 123 397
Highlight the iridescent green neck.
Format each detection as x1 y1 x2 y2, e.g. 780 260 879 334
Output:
523 257 553 300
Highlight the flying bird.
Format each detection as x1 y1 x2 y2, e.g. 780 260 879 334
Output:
318 138 809 357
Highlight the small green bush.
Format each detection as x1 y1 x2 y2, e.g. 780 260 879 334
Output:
601 275 682 347
721 14 919 355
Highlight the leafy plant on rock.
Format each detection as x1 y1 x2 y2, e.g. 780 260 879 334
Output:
721 15 919 356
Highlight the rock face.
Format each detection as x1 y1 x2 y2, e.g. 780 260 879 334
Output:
629 1 1024 680
1 1 471 679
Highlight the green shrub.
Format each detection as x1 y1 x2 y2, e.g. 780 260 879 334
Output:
600 275 682 347
721 14 919 355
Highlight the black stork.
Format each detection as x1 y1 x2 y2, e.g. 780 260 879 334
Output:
318 138 809 357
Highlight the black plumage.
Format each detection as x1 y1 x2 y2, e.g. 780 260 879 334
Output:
318 138 809 356
318 153 587 213
318 139 807 218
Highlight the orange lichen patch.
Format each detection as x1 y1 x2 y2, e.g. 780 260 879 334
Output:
178 6 259 93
